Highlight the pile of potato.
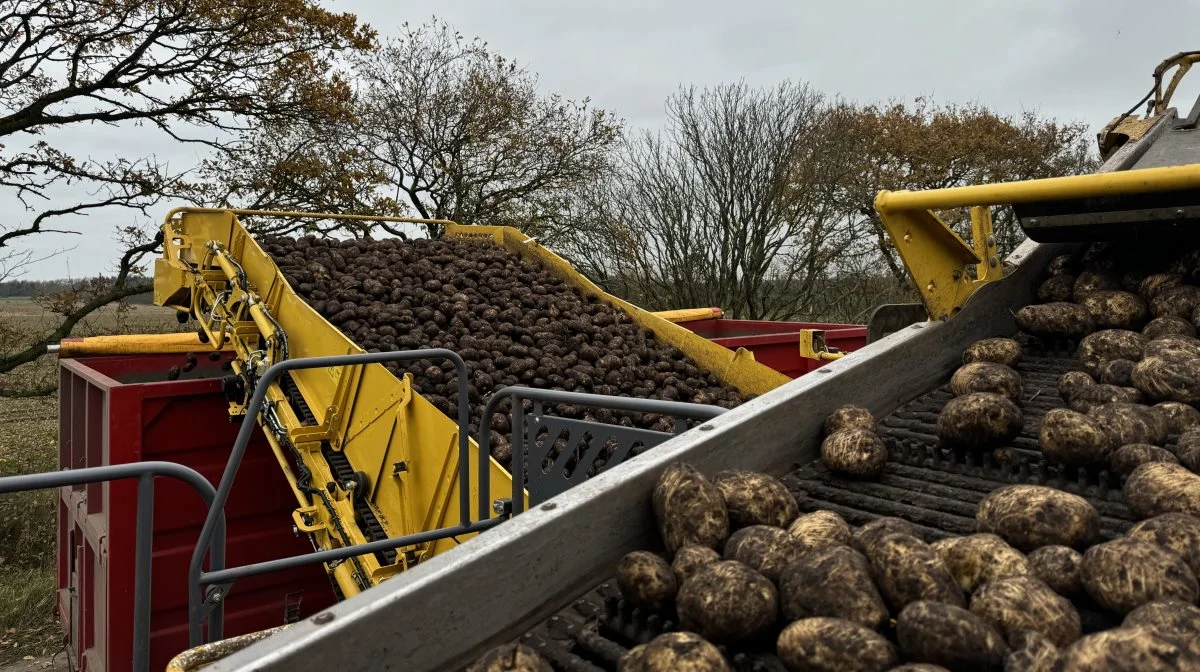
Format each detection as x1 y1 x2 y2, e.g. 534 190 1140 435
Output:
820 405 888 478
263 236 747 468
936 337 1027 452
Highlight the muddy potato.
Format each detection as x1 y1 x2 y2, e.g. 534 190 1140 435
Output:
1139 273 1185 301
976 485 1100 551
776 617 898 672
712 469 799 529
467 643 553 672
935 533 1030 593
676 560 777 641
1057 626 1200 672
825 404 877 435
1132 354 1200 404
1058 371 1096 401
1039 408 1114 466
620 632 731 672
1088 402 1170 447
1004 630 1061 672
1144 315 1197 339
1080 290 1150 330
853 516 921 555
1123 599 1200 648
672 545 721 586
787 510 851 549
1036 274 1075 303
1073 271 1120 302
1081 537 1199 615
1181 427 1200 472
867 533 965 611
821 429 888 478
937 393 1023 451
1047 253 1075 277
963 338 1023 368
1155 401 1200 433
1099 358 1137 386
950 363 1023 403
1150 284 1200 320
1111 444 1179 475
653 463 730 553
1015 303 1095 340
896 601 1008 672
1027 545 1084 597
1144 333 1200 359
617 551 677 610
1124 462 1200 518
1129 513 1200 578
723 525 805 584
1067 383 1143 413
1078 329 1146 378
779 543 889 630
969 576 1082 648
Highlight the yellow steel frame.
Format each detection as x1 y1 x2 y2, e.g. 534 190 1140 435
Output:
651 307 725 324
874 163 1200 320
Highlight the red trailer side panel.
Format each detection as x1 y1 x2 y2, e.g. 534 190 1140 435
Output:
672 319 868 378
56 353 334 672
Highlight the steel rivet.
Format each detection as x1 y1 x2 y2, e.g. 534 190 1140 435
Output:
818 368 832 374
313 612 334 625
699 424 714 431
541 502 557 511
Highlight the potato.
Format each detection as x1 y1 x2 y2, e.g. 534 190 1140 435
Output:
1144 315 1197 339
776 617 897 672
1067 383 1143 413
1003 630 1060 672
779 543 889 630
1036 274 1075 303
853 516 921 555
1058 371 1095 401
1027 545 1083 597
1088 402 1170 447
1056 626 1200 671
825 404 877 435
672 545 721 586
617 551 677 610
1150 284 1200 320
1131 354 1200 404
1047 253 1075 277
653 463 730 553
1081 537 1199 615
866 533 965 611
1099 358 1136 386
1181 428 1200 473
934 533 1030 593
1078 329 1146 378
1139 273 1185 301
1156 402 1200 435
949 362 1023 403
1144 333 1200 360
895 601 1008 672
821 429 888 478
1128 512 1200 578
467 643 553 672
963 338 1023 368
676 560 777 641
936 392 1023 450
969 576 1081 647
1015 303 1095 339
712 469 798 529
1124 462 1200 518
1080 290 1149 330
976 485 1100 551
619 632 731 672
1111 444 1179 475
723 525 805 584
1038 408 1115 466
1123 599 1200 650
1073 270 1120 302
786 510 851 549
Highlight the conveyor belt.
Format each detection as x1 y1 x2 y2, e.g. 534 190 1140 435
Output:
506 337 1139 671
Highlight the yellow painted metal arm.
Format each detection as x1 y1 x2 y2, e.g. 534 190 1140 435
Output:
799 329 845 362
51 332 230 357
651 307 725 323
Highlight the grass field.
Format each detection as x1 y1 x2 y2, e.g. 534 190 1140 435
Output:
0 298 178 664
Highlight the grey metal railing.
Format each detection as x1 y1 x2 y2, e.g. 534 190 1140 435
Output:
479 386 727 514
0 461 226 672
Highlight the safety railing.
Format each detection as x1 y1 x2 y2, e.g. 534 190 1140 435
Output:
0 462 226 672
479 386 727 514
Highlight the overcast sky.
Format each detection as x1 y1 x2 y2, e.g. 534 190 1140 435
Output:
14 0 1200 280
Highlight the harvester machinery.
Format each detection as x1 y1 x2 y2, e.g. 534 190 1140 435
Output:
184 52 1200 671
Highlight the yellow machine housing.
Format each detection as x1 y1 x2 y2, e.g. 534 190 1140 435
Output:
153 208 790 598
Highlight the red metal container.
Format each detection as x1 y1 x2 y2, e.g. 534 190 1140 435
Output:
677 317 867 378
57 353 335 672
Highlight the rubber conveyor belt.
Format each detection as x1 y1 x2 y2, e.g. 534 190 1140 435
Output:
506 335 1141 672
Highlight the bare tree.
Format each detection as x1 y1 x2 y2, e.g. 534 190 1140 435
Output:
0 0 374 383
354 19 622 237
